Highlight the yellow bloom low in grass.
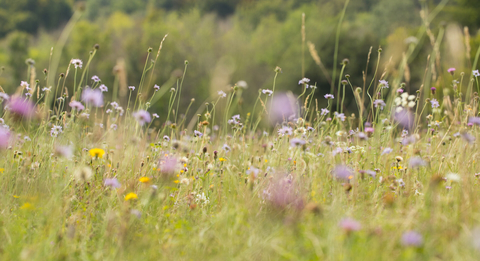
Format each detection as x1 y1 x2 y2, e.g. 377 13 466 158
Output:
139 177 151 183
219 158 226 162
89 148 105 159
125 192 138 201
0 168 4 173
20 202 34 210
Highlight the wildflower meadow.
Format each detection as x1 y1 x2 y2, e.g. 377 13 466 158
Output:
2 1 480 261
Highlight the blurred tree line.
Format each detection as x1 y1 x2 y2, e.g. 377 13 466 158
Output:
0 0 480 117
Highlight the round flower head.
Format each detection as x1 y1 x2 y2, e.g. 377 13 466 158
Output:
128 86 135 91
6 97 35 119
339 218 361 233
218 90 227 98
379 80 389 88
0 127 10 149
104 178 121 189
81 87 103 107
99 84 108 92
91 75 101 82
71 59 83 69
324 94 334 99
448 67 456 75
89 148 105 159
401 231 423 247
333 165 354 181
268 93 298 124
69 101 85 111
154 84 160 91
132 110 152 126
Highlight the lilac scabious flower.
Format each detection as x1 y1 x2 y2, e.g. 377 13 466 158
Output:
154 84 160 91
332 165 354 181
163 135 170 142
50 125 63 137
20 81 30 90
321 108 329 116
379 80 389 88
290 138 306 147
128 86 135 91
262 89 273 96
469 117 480 126
91 75 101 82
324 94 334 99
222 144 231 152
461 132 475 144
194 130 203 137
81 88 103 107
409 156 427 168
474 70 480 77
373 99 386 110
278 126 293 137
448 68 456 75
395 110 414 130
430 98 440 108
0 92 9 102
298 77 310 85
69 101 85 111
152 113 159 118
218 90 227 98
382 147 393 155
99 84 108 92
6 97 35 119
110 102 119 109
365 127 374 134
71 59 83 69
339 218 361 233
401 231 423 247
132 110 151 126
0 127 10 149
269 93 298 124
334 112 346 122
104 178 121 189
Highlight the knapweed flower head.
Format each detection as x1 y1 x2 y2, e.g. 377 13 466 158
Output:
81 88 103 107
91 75 101 82
474 70 480 77
324 94 334 99
104 178 121 189
379 80 389 88
339 218 361 233
6 97 35 119
132 110 151 126
448 67 456 74
99 84 108 92
373 99 386 110
401 231 423 247
69 101 85 111
89 148 105 159
262 89 273 96
218 90 227 98
332 165 354 181
71 59 83 69
430 98 440 108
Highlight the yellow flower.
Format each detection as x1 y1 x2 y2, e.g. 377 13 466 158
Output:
13 195 19 198
20 202 34 210
174 180 179 184
125 192 138 201
89 148 105 159
0 168 4 173
219 158 226 162
139 177 151 183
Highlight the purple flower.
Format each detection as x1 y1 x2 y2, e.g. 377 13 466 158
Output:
154 84 160 91
81 88 103 107
379 80 389 88
448 68 456 75
262 89 273 96
55 145 73 159
365 127 374 133
50 125 63 137
91 75 101 82
6 97 35 119
194 130 203 137
268 93 298 124
409 156 426 168
469 117 480 126
128 86 135 91
266 176 304 211
298 78 310 85
110 124 117 130
334 112 346 122
132 110 151 126
332 165 354 181
71 59 83 69
69 101 85 111
290 138 306 147
104 178 121 189
474 70 480 77
277 126 293 136
373 99 386 110
0 92 9 102
0 127 10 149
461 132 475 144
324 94 334 99
20 81 30 90
99 84 108 92
401 231 423 247
321 108 329 116
158 157 180 176
394 110 414 130
339 218 361 232
397 89 404 94
218 90 227 98
430 98 439 108
382 147 393 155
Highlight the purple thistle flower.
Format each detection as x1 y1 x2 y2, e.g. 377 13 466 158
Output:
324 94 334 99
339 218 361 233
81 88 103 107
99 84 108 92
401 231 423 247
448 68 456 75
69 101 85 111
132 110 151 126
409 156 427 168
430 98 440 108
104 178 121 189
6 97 35 119
332 165 354 181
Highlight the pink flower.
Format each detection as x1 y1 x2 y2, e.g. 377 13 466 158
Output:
6 97 35 119
339 218 361 232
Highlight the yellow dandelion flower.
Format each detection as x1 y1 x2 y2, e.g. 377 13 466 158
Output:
174 180 180 184
89 148 105 159
139 177 151 183
0 168 4 173
125 192 138 201
13 195 19 198
264 159 268 163
20 202 34 210
219 158 226 162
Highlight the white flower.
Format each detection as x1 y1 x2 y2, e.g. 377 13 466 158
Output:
446 173 461 182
